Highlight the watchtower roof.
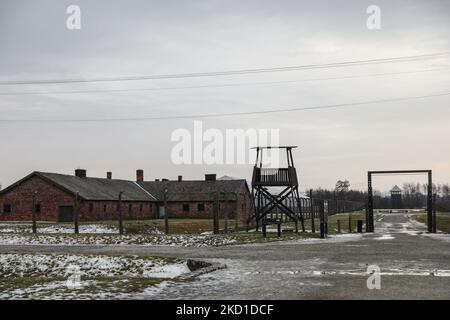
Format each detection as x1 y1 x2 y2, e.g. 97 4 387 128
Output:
390 185 402 193
251 146 298 149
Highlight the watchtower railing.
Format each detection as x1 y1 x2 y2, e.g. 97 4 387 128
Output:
252 167 298 186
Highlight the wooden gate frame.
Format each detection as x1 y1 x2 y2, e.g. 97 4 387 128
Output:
367 170 434 233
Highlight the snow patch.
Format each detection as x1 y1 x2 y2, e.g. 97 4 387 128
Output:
0 233 238 247
0 253 188 279
374 234 395 241
421 233 450 243
0 224 118 234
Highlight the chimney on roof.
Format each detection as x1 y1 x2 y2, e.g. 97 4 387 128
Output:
107 172 112 179
75 169 87 178
155 179 160 181
162 178 169 181
136 169 144 182
178 175 182 182
205 174 216 181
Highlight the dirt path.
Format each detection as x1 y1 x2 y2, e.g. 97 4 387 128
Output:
1 213 449 299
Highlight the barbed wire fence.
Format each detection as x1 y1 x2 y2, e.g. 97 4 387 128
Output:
1 190 366 235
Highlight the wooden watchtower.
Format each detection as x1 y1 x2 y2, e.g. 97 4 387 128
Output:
247 146 305 232
390 185 403 209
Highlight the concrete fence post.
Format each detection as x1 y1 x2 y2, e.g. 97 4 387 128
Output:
320 200 325 239
262 217 267 238
310 189 315 233
357 220 363 233
235 192 240 230
31 191 37 234
365 203 369 232
348 214 352 233
118 191 124 235
164 189 169 234
213 192 219 234
224 192 229 233
74 192 79 234
432 194 437 233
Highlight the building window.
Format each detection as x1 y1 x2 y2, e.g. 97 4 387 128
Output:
89 203 94 213
3 204 12 214
140 204 143 212
198 203 205 211
34 204 41 214
103 204 107 212
182 203 190 212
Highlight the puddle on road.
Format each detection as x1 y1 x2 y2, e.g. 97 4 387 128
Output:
373 234 396 240
345 244 369 247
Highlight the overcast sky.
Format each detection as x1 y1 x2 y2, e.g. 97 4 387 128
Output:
0 0 449 192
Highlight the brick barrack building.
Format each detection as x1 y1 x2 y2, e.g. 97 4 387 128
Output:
0 169 251 225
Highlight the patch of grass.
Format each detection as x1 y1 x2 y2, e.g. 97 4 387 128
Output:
410 212 450 233
88 219 238 234
75 276 166 294
230 230 320 243
0 275 166 298
0 253 179 299
282 211 370 234
0 276 65 292
326 211 368 234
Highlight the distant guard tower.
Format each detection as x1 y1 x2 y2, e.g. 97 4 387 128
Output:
390 185 403 209
248 146 305 232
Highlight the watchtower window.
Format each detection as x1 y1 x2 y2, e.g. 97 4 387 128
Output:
3 204 12 214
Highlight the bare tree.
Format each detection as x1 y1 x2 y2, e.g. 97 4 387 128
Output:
335 180 350 193
442 184 450 199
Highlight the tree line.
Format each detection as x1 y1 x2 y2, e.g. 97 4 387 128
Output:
308 180 450 211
